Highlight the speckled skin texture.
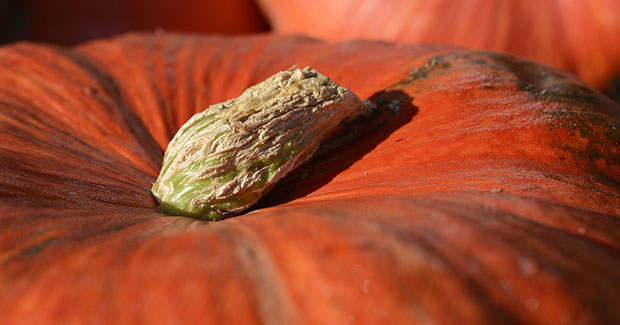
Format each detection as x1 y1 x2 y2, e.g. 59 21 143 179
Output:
0 33 619 324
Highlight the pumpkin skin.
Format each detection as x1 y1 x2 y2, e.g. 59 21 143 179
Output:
0 33 619 324
257 0 620 95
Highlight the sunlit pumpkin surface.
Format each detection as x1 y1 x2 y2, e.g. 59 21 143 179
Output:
0 33 619 324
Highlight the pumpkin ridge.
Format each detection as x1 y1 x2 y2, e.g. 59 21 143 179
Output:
306 196 620 322
0 43 163 176
386 51 620 181
231 224 303 324
60 47 165 171
0 101 157 188
362 218 523 325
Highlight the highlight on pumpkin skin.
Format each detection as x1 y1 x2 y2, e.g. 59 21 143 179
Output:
151 67 365 220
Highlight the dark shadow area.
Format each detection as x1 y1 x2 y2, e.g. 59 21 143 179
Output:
0 0 27 44
251 89 418 211
0 0 270 46
605 74 620 104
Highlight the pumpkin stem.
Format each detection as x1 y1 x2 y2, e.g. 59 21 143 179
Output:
151 67 365 220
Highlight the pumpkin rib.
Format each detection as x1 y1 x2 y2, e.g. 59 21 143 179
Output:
58 48 165 172
244 197 620 323
319 205 525 325
230 222 304 324
0 33 619 323
0 42 163 176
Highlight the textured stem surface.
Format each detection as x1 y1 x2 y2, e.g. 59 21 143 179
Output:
151 67 363 219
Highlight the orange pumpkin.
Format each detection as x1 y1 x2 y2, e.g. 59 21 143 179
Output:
258 0 620 95
0 33 619 323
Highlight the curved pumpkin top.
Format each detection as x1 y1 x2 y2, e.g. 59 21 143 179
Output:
0 33 619 324
258 0 620 93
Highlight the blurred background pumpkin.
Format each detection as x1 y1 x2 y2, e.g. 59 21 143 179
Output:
0 0 269 45
257 0 620 101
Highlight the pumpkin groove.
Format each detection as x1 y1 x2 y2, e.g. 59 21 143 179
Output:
0 33 619 324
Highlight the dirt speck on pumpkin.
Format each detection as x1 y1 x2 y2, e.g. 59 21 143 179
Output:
320 284 334 298
526 298 540 311
491 188 503 193
373 308 389 318
388 99 401 115
389 55 451 88
518 256 539 278
360 279 370 294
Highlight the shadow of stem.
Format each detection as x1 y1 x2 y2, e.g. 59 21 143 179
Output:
252 89 418 210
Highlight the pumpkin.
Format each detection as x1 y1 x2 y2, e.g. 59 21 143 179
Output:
18 0 268 45
257 0 620 96
1 33 619 324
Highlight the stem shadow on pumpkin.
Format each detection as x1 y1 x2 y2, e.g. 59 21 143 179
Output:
251 89 417 211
